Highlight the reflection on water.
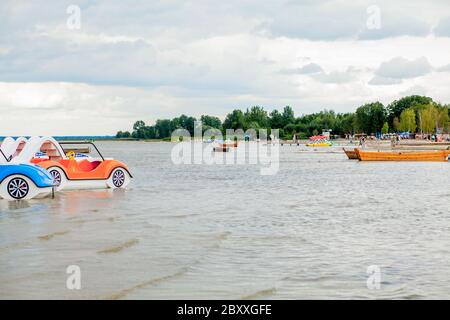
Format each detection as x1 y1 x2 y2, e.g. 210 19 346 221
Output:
0 141 450 299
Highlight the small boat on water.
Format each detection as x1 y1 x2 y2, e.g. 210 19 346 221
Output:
213 146 230 152
1 137 56 200
306 141 332 147
218 141 238 148
211 140 237 152
343 148 359 160
306 135 332 147
14 137 132 191
355 148 450 162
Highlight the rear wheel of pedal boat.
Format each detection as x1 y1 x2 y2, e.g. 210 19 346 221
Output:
47 167 67 191
107 167 131 189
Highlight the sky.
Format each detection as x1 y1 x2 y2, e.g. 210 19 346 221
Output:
1 0 450 135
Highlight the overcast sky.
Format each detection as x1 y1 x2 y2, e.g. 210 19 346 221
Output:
1 0 450 135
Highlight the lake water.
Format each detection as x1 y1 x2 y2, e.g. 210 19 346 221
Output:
1 141 450 299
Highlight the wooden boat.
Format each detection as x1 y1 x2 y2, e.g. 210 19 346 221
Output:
343 148 359 160
221 141 238 148
355 148 450 162
213 146 230 152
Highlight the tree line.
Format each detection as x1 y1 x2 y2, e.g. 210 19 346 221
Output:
116 95 450 140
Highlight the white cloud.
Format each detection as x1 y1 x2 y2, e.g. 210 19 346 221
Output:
312 67 360 84
434 17 450 37
374 56 432 79
280 63 323 74
399 85 428 97
436 64 450 72
368 76 403 86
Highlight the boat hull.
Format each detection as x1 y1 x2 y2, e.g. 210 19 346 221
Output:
306 143 332 147
343 148 359 160
355 149 450 162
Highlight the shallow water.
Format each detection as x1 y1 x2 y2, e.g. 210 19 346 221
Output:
1 141 449 299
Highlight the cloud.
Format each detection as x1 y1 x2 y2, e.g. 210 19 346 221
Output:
436 64 450 72
374 56 432 79
434 17 450 37
298 63 324 74
358 13 430 40
268 1 433 41
268 2 364 40
368 76 402 86
280 63 323 75
400 85 428 97
312 67 360 84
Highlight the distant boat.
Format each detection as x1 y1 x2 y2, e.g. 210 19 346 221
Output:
355 149 450 162
343 148 359 160
223 141 238 148
306 135 332 147
306 140 332 147
212 140 237 152
213 146 230 152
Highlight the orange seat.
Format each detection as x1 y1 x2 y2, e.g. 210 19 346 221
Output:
59 159 101 173
78 160 101 172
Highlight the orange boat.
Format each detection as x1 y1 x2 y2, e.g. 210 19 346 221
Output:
355 148 450 162
212 140 237 152
29 140 132 191
222 141 238 148
343 148 359 160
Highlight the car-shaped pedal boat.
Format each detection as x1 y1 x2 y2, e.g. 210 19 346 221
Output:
27 140 132 191
0 149 55 200
0 136 28 162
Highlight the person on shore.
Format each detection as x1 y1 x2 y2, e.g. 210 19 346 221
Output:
359 136 365 146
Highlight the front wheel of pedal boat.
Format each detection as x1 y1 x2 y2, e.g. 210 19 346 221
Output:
48 167 67 192
0 175 39 200
107 168 131 189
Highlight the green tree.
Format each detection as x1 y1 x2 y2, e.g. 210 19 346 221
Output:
223 109 246 130
393 117 400 132
269 109 284 128
171 114 196 135
283 123 296 135
281 106 295 127
200 115 222 129
133 120 146 131
387 95 434 125
437 106 450 133
355 102 386 134
382 122 389 134
399 108 417 132
340 113 356 135
244 106 269 128
155 119 173 138
419 105 438 134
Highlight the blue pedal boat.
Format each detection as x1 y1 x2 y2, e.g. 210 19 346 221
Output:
0 149 56 200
